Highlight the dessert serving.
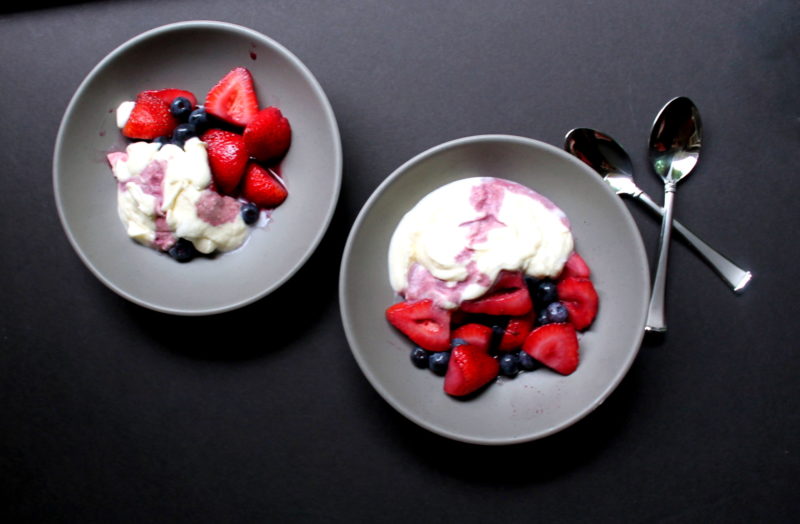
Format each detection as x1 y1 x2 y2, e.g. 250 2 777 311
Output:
385 177 599 397
56 21 343 315
341 134 648 443
107 66 292 262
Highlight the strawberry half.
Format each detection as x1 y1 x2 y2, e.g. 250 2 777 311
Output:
122 92 177 140
451 323 493 352
205 67 260 127
460 270 532 316
556 277 599 331
523 323 580 375
444 344 500 397
497 314 535 351
243 106 292 163
201 129 249 195
559 252 591 280
241 162 288 208
386 299 452 352
143 88 197 108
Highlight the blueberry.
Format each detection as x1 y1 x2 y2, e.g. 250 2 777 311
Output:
171 123 196 147
535 279 558 306
170 96 194 120
489 317 509 351
490 324 506 351
410 347 430 369
545 301 569 324
187 107 210 131
428 351 450 375
153 135 170 147
499 352 520 377
525 275 541 295
516 349 538 371
241 202 260 225
537 308 551 326
167 238 197 263
450 337 467 349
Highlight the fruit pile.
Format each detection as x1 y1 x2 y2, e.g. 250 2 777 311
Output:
118 66 291 260
385 252 599 397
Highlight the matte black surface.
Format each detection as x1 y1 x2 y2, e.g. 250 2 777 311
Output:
1 1 798 522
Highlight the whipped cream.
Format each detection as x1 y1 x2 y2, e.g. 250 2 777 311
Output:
107 137 248 254
388 177 574 309
115 100 135 128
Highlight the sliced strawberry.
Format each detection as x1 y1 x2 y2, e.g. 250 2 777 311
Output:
122 92 177 140
204 67 259 127
460 270 532 316
241 162 288 208
497 314 535 351
451 323 493 352
523 323 579 375
559 252 591 280
143 88 197 108
386 299 452 352
556 277 599 331
243 106 292 163
444 343 500 397
201 129 249 195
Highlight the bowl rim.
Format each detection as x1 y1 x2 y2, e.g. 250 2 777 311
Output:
53 20 343 315
339 133 649 445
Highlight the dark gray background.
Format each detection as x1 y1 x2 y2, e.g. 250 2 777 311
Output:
2 1 798 522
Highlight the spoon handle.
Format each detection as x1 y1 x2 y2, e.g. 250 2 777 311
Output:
635 192 752 293
645 185 676 332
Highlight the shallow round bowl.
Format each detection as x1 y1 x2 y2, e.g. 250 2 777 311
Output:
54 21 341 315
339 135 649 445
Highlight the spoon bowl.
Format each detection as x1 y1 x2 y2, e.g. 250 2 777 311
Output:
564 128 640 197
649 97 702 183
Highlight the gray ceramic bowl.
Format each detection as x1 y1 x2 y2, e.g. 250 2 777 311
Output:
54 21 341 315
340 135 649 445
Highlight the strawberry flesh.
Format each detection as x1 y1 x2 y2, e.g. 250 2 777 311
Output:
444 343 500 397
523 323 579 375
556 277 599 331
386 299 452 352
205 67 259 127
451 323 493 352
460 270 532 316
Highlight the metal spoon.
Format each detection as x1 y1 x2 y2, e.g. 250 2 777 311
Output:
564 128 752 293
644 96 704 332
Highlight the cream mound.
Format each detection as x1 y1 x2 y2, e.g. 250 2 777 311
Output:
107 137 248 254
388 177 574 309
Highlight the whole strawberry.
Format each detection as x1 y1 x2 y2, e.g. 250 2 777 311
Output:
241 162 288 208
444 343 500 397
243 107 292 163
122 92 177 140
201 129 249 195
